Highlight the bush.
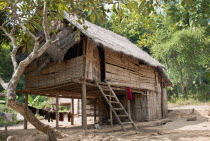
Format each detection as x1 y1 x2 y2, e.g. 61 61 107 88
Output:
0 104 23 127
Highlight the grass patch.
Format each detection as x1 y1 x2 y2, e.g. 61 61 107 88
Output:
168 92 210 106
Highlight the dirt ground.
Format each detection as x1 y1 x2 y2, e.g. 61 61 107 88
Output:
1 104 210 141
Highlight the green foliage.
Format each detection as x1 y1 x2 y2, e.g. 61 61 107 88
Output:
152 27 210 96
105 0 210 102
0 104 23 127
168 91 210 106
28 95 51 109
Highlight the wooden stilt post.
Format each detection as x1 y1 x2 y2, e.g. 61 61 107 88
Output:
71 98 74 125
109 93 113 126
81 35 87 129
5 125 8 137
78 99 80 116
56 94 59 129
99 96 102 122
24 94 28 129
94 98 97 124
127 100 131 118
81 81 87 129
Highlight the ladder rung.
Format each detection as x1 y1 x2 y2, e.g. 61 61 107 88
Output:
105 95 115 98
101 88 110 91
118 115 129 117
114 108 124 110
121 122 134 125
95 79 137 131
110 101 120 104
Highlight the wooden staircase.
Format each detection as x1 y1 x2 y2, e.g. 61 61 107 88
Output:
95 79 138 131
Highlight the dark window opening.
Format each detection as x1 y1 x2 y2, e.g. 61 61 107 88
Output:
64 40 83 61
98 46 106 82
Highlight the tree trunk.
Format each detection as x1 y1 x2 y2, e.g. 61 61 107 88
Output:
7 90 59 141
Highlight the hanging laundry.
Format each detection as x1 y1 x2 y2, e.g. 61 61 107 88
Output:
59 112 64 121
67 112 71 122
45 112 51 122
126 87 133 100
28 106 37 115
38 109 46 117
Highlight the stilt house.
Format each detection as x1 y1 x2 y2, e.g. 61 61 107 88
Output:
20 12 171 130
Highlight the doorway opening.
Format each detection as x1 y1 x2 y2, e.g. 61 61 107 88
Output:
97 46 105 82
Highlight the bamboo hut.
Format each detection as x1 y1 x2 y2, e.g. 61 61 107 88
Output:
19 12 171 131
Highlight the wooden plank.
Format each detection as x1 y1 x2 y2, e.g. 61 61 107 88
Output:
162 88 168 118
56 94 59 129
71 98 74 125
86 39 94 80
109 93 113 127
94 98 97 123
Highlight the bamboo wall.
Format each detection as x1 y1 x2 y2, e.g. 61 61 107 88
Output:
130 92 162 121
104 48 157 91
25 56 83 89
162 88 168 118
85 39 101 81
85 40 168 121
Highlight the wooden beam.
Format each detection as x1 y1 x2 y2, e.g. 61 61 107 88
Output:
56 94 59 129
81 81 87 129
5 125 8 138
24 94 28 129
71 98 74 125
99 96 102 122
94 98 97 124
81 32 87 129
109 93 113 127
78 99 80 116
127 100 131 118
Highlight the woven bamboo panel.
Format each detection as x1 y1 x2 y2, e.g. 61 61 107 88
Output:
25 56 83 89
92 46 101 81
104 48 157 91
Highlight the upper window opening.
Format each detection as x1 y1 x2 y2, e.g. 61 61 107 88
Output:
64 40 83 61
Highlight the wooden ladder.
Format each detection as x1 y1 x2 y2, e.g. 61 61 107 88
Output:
95 79 138 131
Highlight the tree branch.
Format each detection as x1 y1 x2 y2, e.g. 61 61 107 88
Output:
9 2 37 40
0 77 8 90
0 26 19 71
43 1 50 41
20 23 36 39
7 0 53 89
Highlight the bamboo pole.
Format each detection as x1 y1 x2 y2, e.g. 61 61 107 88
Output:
5 125 8 137
81 81 87 129
127 100 131 118
81 36 87 129
94 98 97 124
109 93 113 126
71 98 74 125
56 94 59 129
99 96 102 122
24 94 28 129
78 99 80 116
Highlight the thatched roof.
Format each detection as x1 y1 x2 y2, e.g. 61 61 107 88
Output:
16 20 79 63
46 26 79 62
64 12 164 68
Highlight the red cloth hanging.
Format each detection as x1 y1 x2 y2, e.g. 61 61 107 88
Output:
126 87 132 100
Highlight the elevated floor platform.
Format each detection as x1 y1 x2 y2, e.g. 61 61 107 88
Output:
19 79 146 99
